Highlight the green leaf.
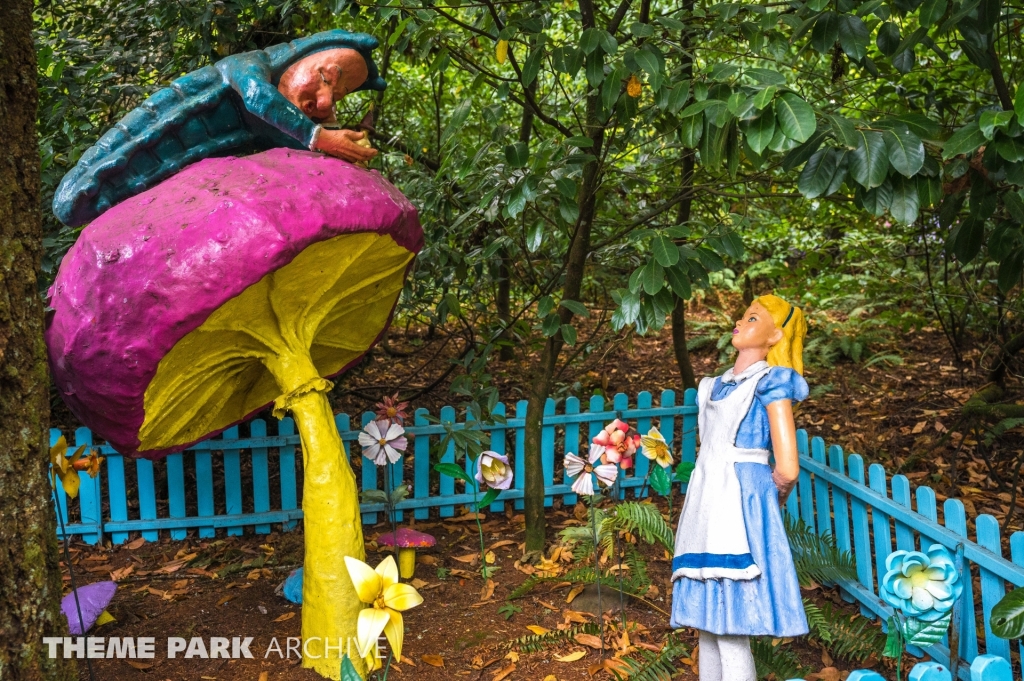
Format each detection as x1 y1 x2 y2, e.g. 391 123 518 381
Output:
996 136 1024 163
597 30 618 54
559 199 580 224
476 487 501 510
919 0 948 25
619 291 640 324
538 295 554 318
860 179 893 216
798 147 838 199
434 462 473 484
744 104 776 155
889 174 921 225
850 130 889 189
883 128 925 177
666 80 691 113
892 47 915 74
903 613 952 647
753 86 777 110
1016 85 1024 125
642 260 665 294
629 21 655 37
943 122 986 159
586 51 605 87
652 234 680 266
441 98 473 144
560 323 577 346
551 46 584 76
560 299 590 317
811 12 840 53
580 27 602 54
828 114 860 149
838 15 870 60
680 99 726 118
674 461 695 483
542 312 560 337
998 249 1024 294
953 216 985 262
776 93 817 143
649 464 672 496
522 47 543 87
979 110 1014 140
526 222 543 252
782 128 828 171
1006 191 1024 223
883 617 903 658
876 21 901 56
745 68 787 86
666 264 692 299
635 46 662 78
505 142 530 168
341 655 362 681
893 26 927 59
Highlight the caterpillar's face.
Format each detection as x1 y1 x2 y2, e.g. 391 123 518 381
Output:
732 301 782 353
278 48 369 123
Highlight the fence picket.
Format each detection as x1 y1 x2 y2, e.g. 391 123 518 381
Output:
944 499 980 661
166 452 187 540
543 399 556 507
976 515 1011 661
847 454 875 619
439 406 457 518
828 445 852 555
868 464 894 595
634 391 653 498
489 402 508 512
812 437 831 539
514 400 527 511
1009 532 1024 666
135 457 159 542
195 445 215 539
74 428 103 545
222 426 243 537
891 474 916 551
278 418 298 531
797 430 815 528
681 389 697 490
107 452 129 544
251 419 271 534
563 398 580 508
360 412 377 525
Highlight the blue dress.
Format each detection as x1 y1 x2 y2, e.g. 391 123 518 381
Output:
670 366 810 637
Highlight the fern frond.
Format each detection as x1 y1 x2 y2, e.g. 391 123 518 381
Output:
609 636 687 681
751 636 804 680
506 566 647 601
610 501 674 551
505 623 602 653
804 598 885 663
785 515 857 586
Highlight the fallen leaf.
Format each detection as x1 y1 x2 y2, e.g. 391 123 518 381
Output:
505 651 519 663
273 612 295 622
258 673 268 681
489 540 515 550
566 584 585 603
544 676 558 681
400 655 415 666
556 650 586 662
563 610 590 624
126 660 153 670
822 649 834 667
480 579 495 601
526 625 551 636
912 421 926 434
485 551 496 564
126 537 146 550
411 578 428 589
453 554 479 565
422 654 445 668
574 633 604 649
110 565 135 581
419 555 438 565
492 664 516 681
536 599 560 611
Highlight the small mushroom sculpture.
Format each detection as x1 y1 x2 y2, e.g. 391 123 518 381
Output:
45 148 422 678
376 528 436 579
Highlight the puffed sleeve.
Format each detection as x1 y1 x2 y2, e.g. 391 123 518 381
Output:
755 366 809 407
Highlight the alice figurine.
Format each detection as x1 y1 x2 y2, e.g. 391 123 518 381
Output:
671 294 809 681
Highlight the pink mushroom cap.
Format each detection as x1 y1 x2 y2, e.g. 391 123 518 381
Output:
377 528 436 548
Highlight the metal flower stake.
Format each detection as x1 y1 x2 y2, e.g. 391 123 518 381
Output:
880 544 965 681
565 445 619 655
358 412 409 564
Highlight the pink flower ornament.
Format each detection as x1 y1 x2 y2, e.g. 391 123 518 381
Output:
593 419 638 470
475 451 513 490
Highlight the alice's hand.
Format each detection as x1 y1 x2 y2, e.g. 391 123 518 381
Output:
314 129 378 164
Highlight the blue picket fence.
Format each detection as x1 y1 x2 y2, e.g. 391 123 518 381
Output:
50 388 1024 679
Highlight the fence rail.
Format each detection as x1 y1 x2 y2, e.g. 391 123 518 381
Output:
50 388 1024 679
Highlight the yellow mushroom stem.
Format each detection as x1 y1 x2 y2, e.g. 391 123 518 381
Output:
398 547 417 579
269 359 366 679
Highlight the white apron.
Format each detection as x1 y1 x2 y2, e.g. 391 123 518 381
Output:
672 361 772 581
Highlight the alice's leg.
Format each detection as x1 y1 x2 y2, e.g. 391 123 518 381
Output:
717 634 756 681
698 631 723 681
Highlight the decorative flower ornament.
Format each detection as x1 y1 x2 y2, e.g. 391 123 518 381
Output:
475 451 513 490
358 420 408 465
565 446 619 496
640 426 673 468
880 545 962 622
593 419 639 470
49 436 101 498
374 393 410 425
344 555 423 670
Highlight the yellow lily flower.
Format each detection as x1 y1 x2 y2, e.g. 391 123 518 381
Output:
344 555 423 670
49 436 89 498
640 426 673 468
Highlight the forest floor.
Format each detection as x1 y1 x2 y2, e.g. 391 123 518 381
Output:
64 297 1024 681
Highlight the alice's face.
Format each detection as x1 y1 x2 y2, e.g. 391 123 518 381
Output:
731 301 783 353
277 48 369 123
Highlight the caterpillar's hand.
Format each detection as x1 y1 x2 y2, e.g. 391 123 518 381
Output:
314 129 378 164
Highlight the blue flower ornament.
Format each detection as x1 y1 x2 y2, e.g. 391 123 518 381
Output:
881 545 962 622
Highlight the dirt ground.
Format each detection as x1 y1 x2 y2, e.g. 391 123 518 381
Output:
61 300 1020 680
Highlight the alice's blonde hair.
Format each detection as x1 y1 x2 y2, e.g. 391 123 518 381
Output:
756 294 806 375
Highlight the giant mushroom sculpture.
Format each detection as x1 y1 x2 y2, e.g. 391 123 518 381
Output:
45 148 422 678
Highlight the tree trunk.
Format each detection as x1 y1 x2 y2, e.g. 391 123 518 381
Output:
523 0 604 554
670 151 697 390
0 2 75 679
497 251 513 360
